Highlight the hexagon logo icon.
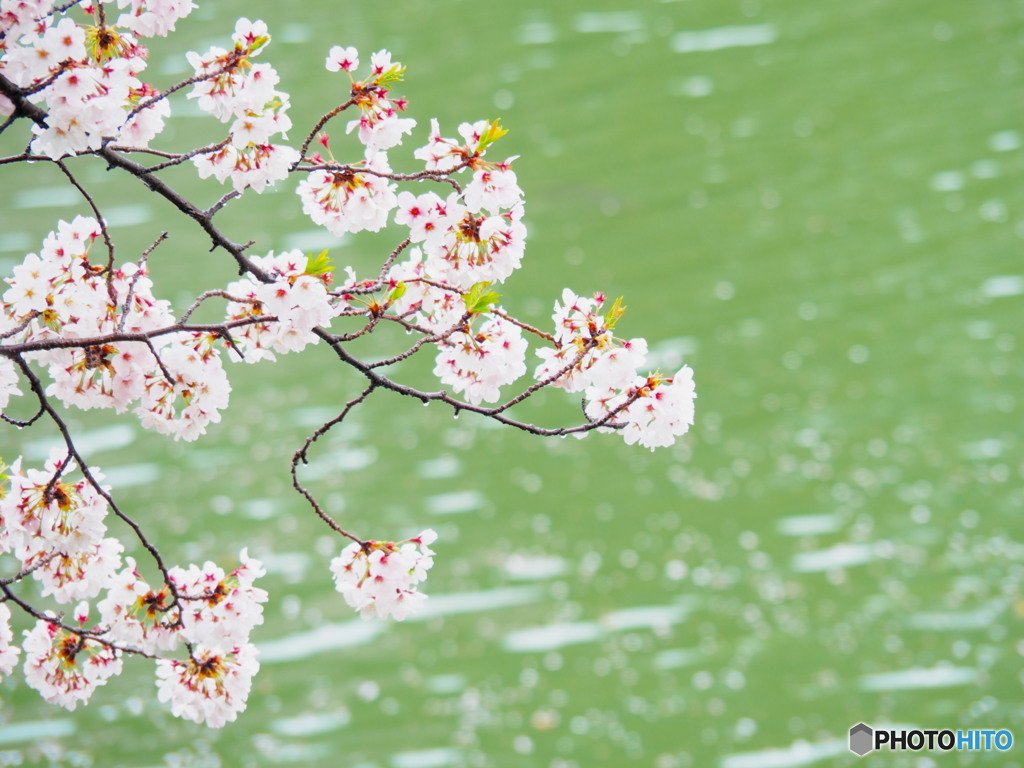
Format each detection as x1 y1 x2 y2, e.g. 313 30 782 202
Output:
849 722 874 756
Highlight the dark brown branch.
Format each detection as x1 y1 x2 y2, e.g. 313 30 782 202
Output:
0 553 58 586
316 329 629 436
0 310 40 340
0 112 18 137
178 290 259 324
294 160 468 193
3 316 276 356
1 403 46 428
0 73 48 127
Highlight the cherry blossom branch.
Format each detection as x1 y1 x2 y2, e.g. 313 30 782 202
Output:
294 160 469 193
3 316 276 355
205 190 241 218
491 309 555 342
18 61 71 97
0 16 697 722
365 326 452 369
0 112 17 136
0 151 45 164
49 0 84 17
316 330 629 436
378 237 411 282
0 73 48 127
10 357 179 603
41 451 71 507
177 290 260 324
121 49 248 123
1 404 45 428
95 144 273 281
0 310 40 340
0 582 157 659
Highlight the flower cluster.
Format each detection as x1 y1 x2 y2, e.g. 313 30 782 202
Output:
0 603 20 678
156 643 259 727
433 312 528 405
223 250 339 361
0 4 179 157
22 618 123 710
168 550 267 649
534 289 696 449
297 152 398 236
0 216 234 441
97 557 180 654
1 451 122 603
339 48 416 153
188 18 299 192
585 366 697 450
330 530 437 621
114 0 196 39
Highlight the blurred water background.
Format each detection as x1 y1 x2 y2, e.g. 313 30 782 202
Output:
0 0 1022 766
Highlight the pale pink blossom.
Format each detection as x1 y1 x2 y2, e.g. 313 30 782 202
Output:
155 643 259 727
584 366 697 450
0 604 20 678
325 45 359 72
114 0 196 37
433 312 527 404
97 557 181 654
134 335 232 442
224 250 338 361
297 153 398 236
0 357 21 412
168 549 267 649
330 530 436 620
23 619 123 710
463 159 522 214
422 202 526 288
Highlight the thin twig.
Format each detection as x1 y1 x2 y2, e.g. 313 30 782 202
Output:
143 138 232 174
296 96 358 163
178 290 259 324
291 383 378 544
0 310 40 340
54 159 117 303
118 231 168 332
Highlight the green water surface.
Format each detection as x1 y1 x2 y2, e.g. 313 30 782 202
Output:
0 1 1021 766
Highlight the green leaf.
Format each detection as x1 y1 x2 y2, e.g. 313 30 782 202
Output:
388 282 407 303
463 281 502 314
604 296 627 330
372 64 406 86
305 249 335 277
476 119 509 154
